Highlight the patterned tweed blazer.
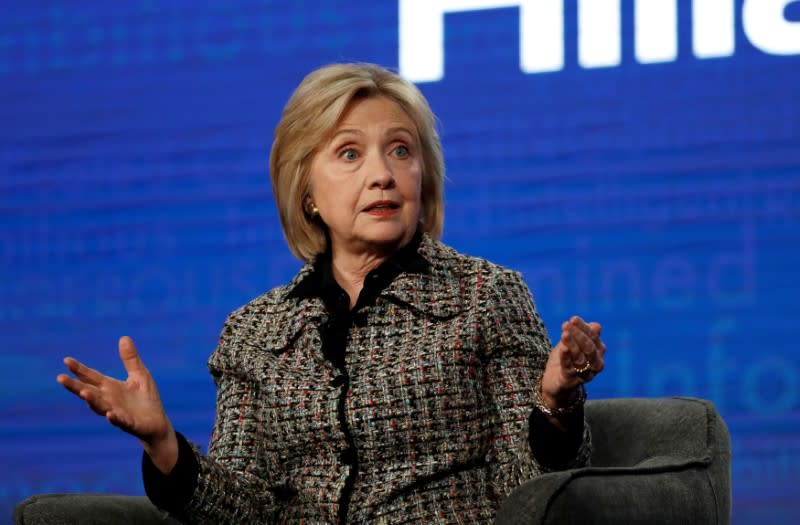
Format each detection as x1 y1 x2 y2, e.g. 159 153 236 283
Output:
181 235 591 524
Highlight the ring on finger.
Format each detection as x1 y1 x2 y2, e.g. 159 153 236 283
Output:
573 360 593 378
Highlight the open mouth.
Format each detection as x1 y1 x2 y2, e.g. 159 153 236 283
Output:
364 201 400 212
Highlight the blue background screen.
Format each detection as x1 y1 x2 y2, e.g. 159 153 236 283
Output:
2 1 799 522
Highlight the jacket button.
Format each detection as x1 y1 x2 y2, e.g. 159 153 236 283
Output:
339 447 356 465
330 375 346 388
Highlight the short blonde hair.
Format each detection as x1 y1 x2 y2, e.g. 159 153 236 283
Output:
270 63 445 261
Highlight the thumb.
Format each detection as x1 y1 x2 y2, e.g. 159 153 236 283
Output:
118 336 146 374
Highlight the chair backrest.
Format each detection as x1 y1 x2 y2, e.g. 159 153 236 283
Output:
586 396 728 468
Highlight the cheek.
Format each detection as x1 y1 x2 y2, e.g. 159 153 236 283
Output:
310 167 354 205
307 159 325 199
405 172 423 219
413 165 424 200
405 160 423 194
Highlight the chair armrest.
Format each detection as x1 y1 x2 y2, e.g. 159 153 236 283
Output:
495 397 731 525
14 493 182 525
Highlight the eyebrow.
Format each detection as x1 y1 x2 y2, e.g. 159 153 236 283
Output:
330 126 416 140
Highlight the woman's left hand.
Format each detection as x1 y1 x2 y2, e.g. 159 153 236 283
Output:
540 316 606 411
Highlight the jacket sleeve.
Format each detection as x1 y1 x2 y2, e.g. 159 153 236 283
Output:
479 267 592 503
162 311 288 524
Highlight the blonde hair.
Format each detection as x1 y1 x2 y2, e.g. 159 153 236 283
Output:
270 63 445 261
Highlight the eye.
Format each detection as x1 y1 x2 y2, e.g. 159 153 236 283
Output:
393 145 410 158
338 148 359 161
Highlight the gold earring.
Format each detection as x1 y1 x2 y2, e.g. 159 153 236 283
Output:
309 203 320 218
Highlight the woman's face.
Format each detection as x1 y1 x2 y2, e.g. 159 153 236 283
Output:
308 96 422 256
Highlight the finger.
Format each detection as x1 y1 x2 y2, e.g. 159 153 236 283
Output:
587 321 602 339
591 342 606 375
592 353 605 375
78 387 112 417
106 409 131 432
554 340 573 367
568 316 599 342
597 340 607 359
563 318 596 354
564 326 594 363
555 340 592 385
118 336 146 375
561 327 605 383
57 373 89 398
63 357 106 387
554 341 579 385
560 330 587 367
574 325 600 363
58 374 111 415
567 323 606 366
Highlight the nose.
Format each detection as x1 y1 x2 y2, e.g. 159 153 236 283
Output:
365 151 395 189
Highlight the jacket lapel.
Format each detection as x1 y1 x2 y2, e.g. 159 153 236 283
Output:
381 235 463 319
264 296 328 353
271 234 465 346
261 263 328 353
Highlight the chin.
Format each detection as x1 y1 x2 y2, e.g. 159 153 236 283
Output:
363 228 412 249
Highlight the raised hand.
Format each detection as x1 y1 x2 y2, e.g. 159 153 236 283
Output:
57 336 178 473
540 316 606 410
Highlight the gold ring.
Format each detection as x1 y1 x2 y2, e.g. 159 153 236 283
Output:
573 360 593 376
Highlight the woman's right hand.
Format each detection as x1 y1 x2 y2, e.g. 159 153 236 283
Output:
57 336 178 474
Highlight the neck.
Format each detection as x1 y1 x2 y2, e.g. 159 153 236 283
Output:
330 241 401 309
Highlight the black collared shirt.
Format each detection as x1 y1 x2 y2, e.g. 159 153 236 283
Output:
289 231 430 370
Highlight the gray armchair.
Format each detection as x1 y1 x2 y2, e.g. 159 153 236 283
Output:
14 397 730 525
496 396 731 524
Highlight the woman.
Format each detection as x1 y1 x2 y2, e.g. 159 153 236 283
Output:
58 63 607 524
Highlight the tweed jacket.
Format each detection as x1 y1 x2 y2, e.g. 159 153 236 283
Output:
179 235 591 524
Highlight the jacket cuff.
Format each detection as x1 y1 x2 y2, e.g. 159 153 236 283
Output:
142 431 199 514
528 404 585 470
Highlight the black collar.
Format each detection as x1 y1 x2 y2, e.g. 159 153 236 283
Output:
288 230 430 301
